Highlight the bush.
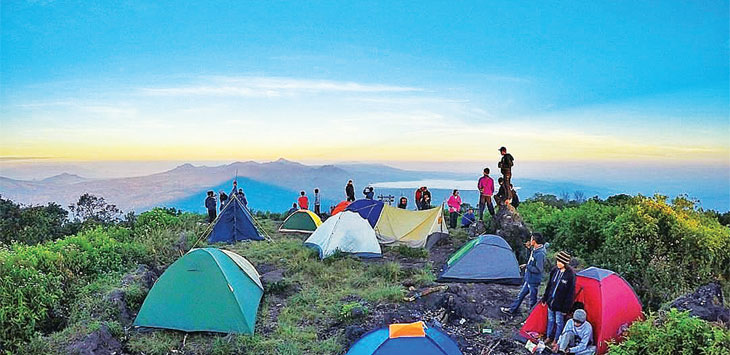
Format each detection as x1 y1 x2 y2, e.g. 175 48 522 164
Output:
0 196 80 246
608 309 730 354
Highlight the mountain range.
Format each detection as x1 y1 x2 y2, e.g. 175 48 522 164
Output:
0 158 624 213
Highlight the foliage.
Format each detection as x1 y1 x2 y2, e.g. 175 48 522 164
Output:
68 193 123 226
0 196 80 246
520 195 730 309
607 309 730 355
394 244 429 259
337 301 369 322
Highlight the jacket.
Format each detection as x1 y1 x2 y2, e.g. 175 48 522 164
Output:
525 245 546 285
542 267 576 313
345 184 355 199
477 176 494 196
205 196 216 210
498 153 514 170
363 188 374 199
461 212 475 226
562 319 594 353
447 195 462 213
298 196 309 210
512 189 520 207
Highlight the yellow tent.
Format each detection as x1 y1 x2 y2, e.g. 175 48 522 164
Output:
374 204 449 248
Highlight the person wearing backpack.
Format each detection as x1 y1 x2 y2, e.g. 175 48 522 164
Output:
498 146 514 204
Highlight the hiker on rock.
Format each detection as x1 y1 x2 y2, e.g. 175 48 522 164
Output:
219 191 228 211
205 191 217 223
542 251 576 347
495 178 506 206
498 147 514 204
461 208 476 228
363 186 375 200
477 167 495 219
510 184 520 208
552 309 596 355
447 189 462 229
415 187 424 210
398 196 408 209
346 180 356 202
298 191 309 210
501 233 547 315
286 203 298 217
313 188 321 215
237 188 247 207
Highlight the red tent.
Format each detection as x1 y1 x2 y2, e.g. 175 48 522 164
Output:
331 201 351 216
518 267 643 354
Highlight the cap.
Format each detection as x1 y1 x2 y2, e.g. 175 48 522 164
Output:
573 309 587 323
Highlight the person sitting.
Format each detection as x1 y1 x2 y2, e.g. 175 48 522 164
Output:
397 196 408 209
297 191 309 210
510 184 520 208
286 203 298 217
542 251 576 347
552 309 596 355
461 208 476 228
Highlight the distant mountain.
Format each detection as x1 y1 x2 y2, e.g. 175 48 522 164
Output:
41 173 89 185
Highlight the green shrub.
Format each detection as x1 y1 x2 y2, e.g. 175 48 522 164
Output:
337 301 369 322
608 309 730 354
394 245 429 259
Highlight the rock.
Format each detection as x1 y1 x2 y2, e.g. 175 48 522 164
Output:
494 205 531 262
175 232 188 253
104 289 131 325
350 306 365 318
121 264 161 290
261 268 285 284
668 283 730 324
344 325 365 345
65 324 122 355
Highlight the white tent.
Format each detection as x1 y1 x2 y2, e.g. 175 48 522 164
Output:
304 211 382 259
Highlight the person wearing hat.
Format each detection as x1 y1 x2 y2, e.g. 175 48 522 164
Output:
552 308 596 354
541 251 577 347
497 146 514 204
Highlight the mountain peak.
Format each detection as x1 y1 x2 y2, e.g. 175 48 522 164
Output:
41 173 87 184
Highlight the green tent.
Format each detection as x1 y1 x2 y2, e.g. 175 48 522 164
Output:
279 209 322 233
133 248 263 334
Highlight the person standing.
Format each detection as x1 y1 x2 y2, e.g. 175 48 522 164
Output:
477 168 495 220
415 187 424 210
205 191 217 223
498 147 514 204
297 191 309 210
345 180 356 202
447 189 462 229
219 191 228 211
501 233 547 315
237 188 248 206
541 251 576 347
313 188 321 215
230 180 239 197
421 187 432 210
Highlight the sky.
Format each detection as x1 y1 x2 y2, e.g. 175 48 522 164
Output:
1 2 729 169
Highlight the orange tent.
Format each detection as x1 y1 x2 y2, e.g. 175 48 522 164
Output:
331 201 351 215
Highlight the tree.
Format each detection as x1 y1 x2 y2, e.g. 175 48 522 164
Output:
68 193 122 225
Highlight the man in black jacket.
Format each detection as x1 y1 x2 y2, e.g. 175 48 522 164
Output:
205 191 217 223
498 147 514 204
345 180 356 202
542 251 576 346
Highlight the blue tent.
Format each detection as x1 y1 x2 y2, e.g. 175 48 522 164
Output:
345 199 384 228
347 322 462 355
437 235 521 284
207 194 264 243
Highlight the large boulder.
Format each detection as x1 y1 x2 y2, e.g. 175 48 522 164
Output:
668 283 730 325
65 325 122 355
494 205 531 262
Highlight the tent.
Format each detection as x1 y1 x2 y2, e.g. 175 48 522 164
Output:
347 321 462 355
279 210 322 233
437 235 521 284
374 204 449 249
346 199 385 227
208 194 264 243
518 267 643 354
331 200 351 215
133 248 263 334
304 211 381 259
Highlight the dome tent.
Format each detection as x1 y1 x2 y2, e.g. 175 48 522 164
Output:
331 200 351 215
347 321 462 355
374 204 449 249
518 267 643 354
304 211 381 259
437 234 521 284
207 194 264 243
346 199 385 227
133 248 263 334
279 209 322 233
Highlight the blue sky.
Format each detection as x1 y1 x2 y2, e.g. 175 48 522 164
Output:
1 1 728 164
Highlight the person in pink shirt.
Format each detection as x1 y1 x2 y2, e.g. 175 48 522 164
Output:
477 168 495 220
447 189 462 229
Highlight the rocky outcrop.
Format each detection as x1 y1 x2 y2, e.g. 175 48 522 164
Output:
668 283 729 325
493 205 532 262
65 325 122 355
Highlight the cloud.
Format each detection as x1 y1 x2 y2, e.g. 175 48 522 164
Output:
141 76 423 97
